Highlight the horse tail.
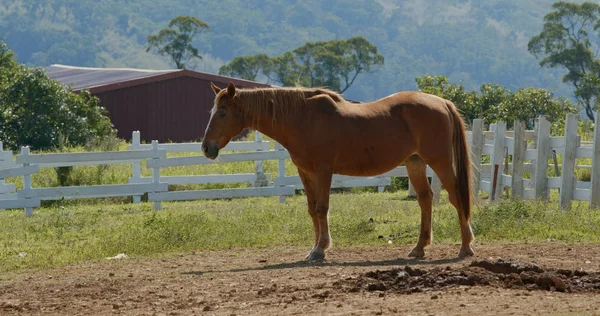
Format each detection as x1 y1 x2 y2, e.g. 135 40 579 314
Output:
446 100 472 221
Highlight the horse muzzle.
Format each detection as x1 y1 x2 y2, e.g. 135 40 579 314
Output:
201 141 220 160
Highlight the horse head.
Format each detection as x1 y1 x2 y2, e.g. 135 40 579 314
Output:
201 82 245 159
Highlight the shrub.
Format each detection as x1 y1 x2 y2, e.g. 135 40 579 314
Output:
0 40 116 151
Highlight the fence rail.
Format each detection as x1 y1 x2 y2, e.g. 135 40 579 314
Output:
471 112 600 209
1 111 599 216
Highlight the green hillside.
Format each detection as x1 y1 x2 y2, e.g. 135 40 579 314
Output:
0 0 576 101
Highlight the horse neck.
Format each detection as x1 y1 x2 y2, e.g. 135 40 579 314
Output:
238 90 303 147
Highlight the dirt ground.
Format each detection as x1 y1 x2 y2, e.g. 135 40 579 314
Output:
1 243 600 316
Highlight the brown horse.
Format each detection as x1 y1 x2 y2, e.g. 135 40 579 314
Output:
202 82 474 260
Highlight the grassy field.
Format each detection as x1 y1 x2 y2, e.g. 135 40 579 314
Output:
1 190 599 274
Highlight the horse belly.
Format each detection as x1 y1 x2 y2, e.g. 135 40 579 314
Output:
333 138 414 177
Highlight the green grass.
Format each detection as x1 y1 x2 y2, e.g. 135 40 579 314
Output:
1 191 599 273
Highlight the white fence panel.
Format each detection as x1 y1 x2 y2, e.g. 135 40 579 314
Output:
149 186 296 202
146 150 290 168
0 146 42 212
18 183 168 200
477 111 598 209
130 174 271 185
0 183 16 194
1 144 168 215
16 149 166 167
0 198 41 209
591 112 600 208
0 165 39 179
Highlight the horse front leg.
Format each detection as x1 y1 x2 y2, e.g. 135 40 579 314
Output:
306 170 333 261
298 170 319 255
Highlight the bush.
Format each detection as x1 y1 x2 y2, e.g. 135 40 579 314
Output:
416 75 578 129
0 40 115 151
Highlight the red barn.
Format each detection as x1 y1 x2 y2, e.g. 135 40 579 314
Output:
45 64 270 143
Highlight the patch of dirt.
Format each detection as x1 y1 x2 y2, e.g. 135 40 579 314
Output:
1 244 600 315
346 259 600 295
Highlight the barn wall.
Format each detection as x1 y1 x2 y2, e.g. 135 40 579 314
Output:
95 77 262 143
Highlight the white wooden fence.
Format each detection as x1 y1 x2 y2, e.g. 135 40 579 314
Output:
472 112 600 209
1 111 599 216
0 141 168 216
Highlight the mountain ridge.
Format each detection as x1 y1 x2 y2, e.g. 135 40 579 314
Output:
0 0 578 101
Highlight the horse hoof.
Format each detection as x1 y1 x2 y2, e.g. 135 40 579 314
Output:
407 247 425 258
306 248 326 261
458 247 474 258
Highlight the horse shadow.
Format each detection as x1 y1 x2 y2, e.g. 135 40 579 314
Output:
182 256 466 276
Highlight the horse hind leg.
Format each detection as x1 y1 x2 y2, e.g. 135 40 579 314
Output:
405 155 433 258
428 160 474 258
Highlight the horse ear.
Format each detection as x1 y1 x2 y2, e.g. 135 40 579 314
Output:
210 82 221 95
226 82 236 97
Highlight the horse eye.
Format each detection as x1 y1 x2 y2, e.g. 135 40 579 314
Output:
218 110 226 117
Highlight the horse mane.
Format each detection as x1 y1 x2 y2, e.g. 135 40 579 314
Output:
225 86 347 124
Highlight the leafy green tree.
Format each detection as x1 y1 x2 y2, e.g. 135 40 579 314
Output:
218 36 384 93
475 84 511 124
415 75 479 122
218 54 271 81
146 16 209 69
0 40 115 151
528 1 600 120
490 88 577 130
266 52 302 87
0 39 17 81
416 75 577 129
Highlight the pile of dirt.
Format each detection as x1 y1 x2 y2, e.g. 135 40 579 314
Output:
343 259 600 294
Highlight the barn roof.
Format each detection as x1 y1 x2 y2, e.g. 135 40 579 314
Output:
45 64 270 94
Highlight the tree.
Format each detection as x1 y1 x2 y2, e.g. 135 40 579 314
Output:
528 1 600 120
146 16 209 69
218 36 384 93
337 36 385 93
0 40 115 151
491 87 577 130
218 54 271 81
415 75 479 122
415 75 577 129
0 38 17 80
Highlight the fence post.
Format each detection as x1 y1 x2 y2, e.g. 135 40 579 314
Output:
0 141 5 210
131 131 142 203
407 180 416 197
511 120 525 199
276 142 287 203
254 131 268 187
533 117 540 149
534 116 551 201
530 118 540 187
490 122 506 202
21 146 33 217
591 111 600 208
430 173 441 205
470 119 484 199
559 114 578 209
151 140 162 210
0 142 4 188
